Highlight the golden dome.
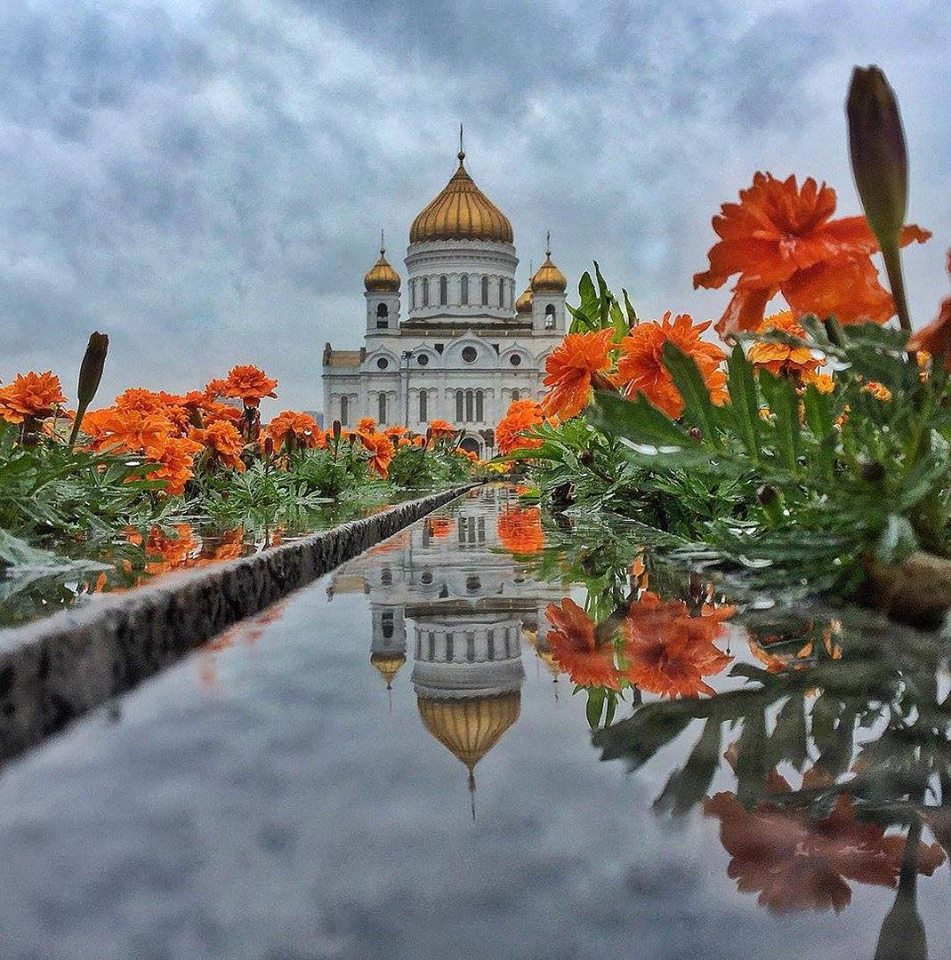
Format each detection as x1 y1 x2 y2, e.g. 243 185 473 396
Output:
417 693 520 771
515 284 533 314
364 244 401 292
410 149 513 245
370 652 406 688
531 252 567 293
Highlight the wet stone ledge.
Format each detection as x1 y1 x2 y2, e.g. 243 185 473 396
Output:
0 484 477 764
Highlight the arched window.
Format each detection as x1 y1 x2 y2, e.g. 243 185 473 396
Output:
376 302 388 329
422 277 430 307
455 389 464 422
419 389 427 422
511 389 520 402
378 392 387 424
461 274 468 304
410 280 416 310
545 304 556 329
476 390 484 422
340 395 349 425
465 389 474 422
498 277 505 307
481 276 489 305
439 275 448 305
381 610 394 640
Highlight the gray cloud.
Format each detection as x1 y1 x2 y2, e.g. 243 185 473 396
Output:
0 0 948 413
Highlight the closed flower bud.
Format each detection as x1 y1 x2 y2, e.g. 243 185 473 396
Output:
757 484 785 526
77 332 108 408
264 436 274 457
847 65 907 246
332 419 342 441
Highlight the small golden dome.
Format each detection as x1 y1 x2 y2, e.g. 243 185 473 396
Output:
515 284 533 314
417 693 520 771
370 652 406 688
531 253 567 293
410 148 513 245
364 244 401 292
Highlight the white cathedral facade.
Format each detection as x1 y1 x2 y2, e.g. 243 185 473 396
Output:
322 141 568 456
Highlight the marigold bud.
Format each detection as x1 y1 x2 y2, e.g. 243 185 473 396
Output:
77 332 108 409
847 65 907 247
332 419 342 441
264 436 274 457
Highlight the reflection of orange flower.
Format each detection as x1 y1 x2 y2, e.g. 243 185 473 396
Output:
222 365 277 408
0 371 67 423
747 311 823 377
908 251 951 370
266 410 321 450
359 431 394 478
497 506 544 555
545 598 621 689
617 313 727 418
541 329 614 419
127 523 198 575
427 517 453 538
190 420 245 471
621 594 732 697
693 173 930 336
496 399 546 454
705 770 945 913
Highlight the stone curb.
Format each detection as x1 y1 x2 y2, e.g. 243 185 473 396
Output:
0 483 476 764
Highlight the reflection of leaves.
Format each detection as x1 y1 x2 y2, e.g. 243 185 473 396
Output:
654 716 722 816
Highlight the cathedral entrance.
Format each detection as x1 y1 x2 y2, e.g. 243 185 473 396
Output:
459 436 481 456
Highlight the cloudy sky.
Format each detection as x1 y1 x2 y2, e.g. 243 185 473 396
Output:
1 0 948 414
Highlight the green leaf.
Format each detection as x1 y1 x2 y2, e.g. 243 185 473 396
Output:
726 345 760 459
759 370 800 473
662 343 722 446
874 514 918 565
588 389 693 449
622 289 639 327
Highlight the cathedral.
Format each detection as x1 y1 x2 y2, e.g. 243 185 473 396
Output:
322 137 568 457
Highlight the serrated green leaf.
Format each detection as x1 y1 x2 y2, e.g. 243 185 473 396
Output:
726 345 760 460
662 343 722 446
759 370 800 473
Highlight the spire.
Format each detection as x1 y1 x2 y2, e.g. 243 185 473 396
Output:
458 123 465 163
468 768 476 822
546 230 551 257
380 228 385 256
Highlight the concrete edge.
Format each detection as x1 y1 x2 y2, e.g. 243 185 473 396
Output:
0 483 477 763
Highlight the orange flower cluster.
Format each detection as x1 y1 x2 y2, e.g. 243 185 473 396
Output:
908 250 951 370
358 430 395 478
496 399 546 455
705 765 945 913
541 329 614 419
189 420 246 472
497 505 544 555
545 593 733 696
427 418 456 439
0 371 67 425
618 313 727 418
265 410 323 451
747 311 824 378
693 172 930 336
218 365 278 408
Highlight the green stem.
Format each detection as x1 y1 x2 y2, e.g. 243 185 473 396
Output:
881 242 915 361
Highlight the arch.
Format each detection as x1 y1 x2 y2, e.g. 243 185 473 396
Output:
439 275 448 305
461 274 469 305
545 303 556 329
376 302 389 329
419 389 428 422
465 389 474 422
378 392 387 424
460 436 480 455
476 389 484 422
422 277 430 307
340 395 349 426
481 275 489 305
498 277 505 307
409 279 416 310
455 389 464 422
511 389 520 402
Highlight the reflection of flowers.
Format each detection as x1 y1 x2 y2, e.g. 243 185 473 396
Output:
427 517 453 538
622 594 733 697
497 506 544 555
705 768 945 913
546 598 621 689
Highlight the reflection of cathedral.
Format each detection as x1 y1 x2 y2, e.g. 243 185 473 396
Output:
328 487 563 800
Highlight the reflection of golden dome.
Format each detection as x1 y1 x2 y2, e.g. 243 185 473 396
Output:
531 253 567 293
370 652 406 688
410 150 513 245
364 247 401 292
515 284 533 314
418 693 520 771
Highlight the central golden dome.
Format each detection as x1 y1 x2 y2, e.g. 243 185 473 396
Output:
417 693 520 771
410 150 513 245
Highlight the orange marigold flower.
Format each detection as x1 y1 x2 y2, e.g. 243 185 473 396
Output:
497 505 544 555
357 416 378 433
81 407 174 454
621 594 732 698
384 425 407 443
801 370 836 395
496 399 546 455
427 418 456 438
861 380 892 402
908 250 951 370
147 435 203 496
0 371 67 424
222 365 277 408
747 311 823 377
617 313 727 418
359 431 394 478
545 598 622 689
541 329 614 419
189 420 246 471
267 410 321 451
693 173 930 337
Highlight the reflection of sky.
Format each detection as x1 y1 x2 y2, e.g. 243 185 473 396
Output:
0 493 945 957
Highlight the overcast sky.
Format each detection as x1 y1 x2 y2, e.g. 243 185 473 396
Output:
1 0 948 415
